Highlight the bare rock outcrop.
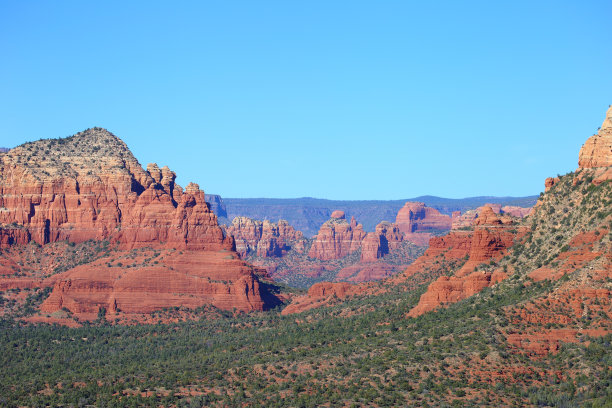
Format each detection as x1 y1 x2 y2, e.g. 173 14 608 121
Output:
226 217 304 258
40 250 268 318
408 206 521 317
395 202 452 234
578 105 612 168
361 221 404 261
0 128 277 317
308 213 366 260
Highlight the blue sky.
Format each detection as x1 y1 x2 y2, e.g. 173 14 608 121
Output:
1 1 610 199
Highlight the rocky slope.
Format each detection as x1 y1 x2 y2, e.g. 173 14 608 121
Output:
404 108 610 323
407 206 523 317
283 105 612 355
0 128 278 321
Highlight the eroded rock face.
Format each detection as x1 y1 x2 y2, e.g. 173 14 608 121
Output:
361 221 404 261
395 202 452 234
40 250 269 317
408 207 521 317
545 177 560 192
0 128 232 251
451 204 528 229
407 270 508 318
578 105 612 168
308 214 366 260
0 128 277 317
225 217 303 258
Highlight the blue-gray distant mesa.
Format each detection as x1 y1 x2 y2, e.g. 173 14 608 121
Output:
205 195 538 237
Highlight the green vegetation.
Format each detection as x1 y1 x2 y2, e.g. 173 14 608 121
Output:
0 170 609 407
1 271 609 407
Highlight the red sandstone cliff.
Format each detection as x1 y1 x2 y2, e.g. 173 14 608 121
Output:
578 105 612 168
225 217 304 258
451 204 531 229
0 129 232 251
0 128 277 320
408 207 521 317
395 202 452 234
308 211 367 260
361 221 404 261
40 250 267 318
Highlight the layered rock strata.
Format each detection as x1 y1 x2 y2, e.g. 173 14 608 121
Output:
0 128 232 251
578 105 612 168
361 221 404 261
40 250 268 317
0 128 276 318
395 202 452 234
408 207 521 317
226 217 304 258
308 212 367 260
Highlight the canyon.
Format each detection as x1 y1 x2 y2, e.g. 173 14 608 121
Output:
280 105 612 358
0 107 610 408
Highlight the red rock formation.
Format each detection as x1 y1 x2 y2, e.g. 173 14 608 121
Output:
308 213 366 260
451 209 478 229
408 207 520 317
225 217 303 258
395 202 452 234
451 204 526 230
361 221 403 261
407 270 507 318
0 227 31 249
281 282 362 315
578 105 612 168
544 177 560 192
0 128 232 251
330 210 345 219
0 128 277 317
501 205 532 218
383 230 473 290
40 250 268 318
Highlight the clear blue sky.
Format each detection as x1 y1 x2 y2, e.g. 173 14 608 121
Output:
1 1 610 200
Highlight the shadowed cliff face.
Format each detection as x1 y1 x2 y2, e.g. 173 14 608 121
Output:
0 127 279 320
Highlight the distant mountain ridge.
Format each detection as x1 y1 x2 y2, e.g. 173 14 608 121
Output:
206 195 538 236
0 147 9 153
